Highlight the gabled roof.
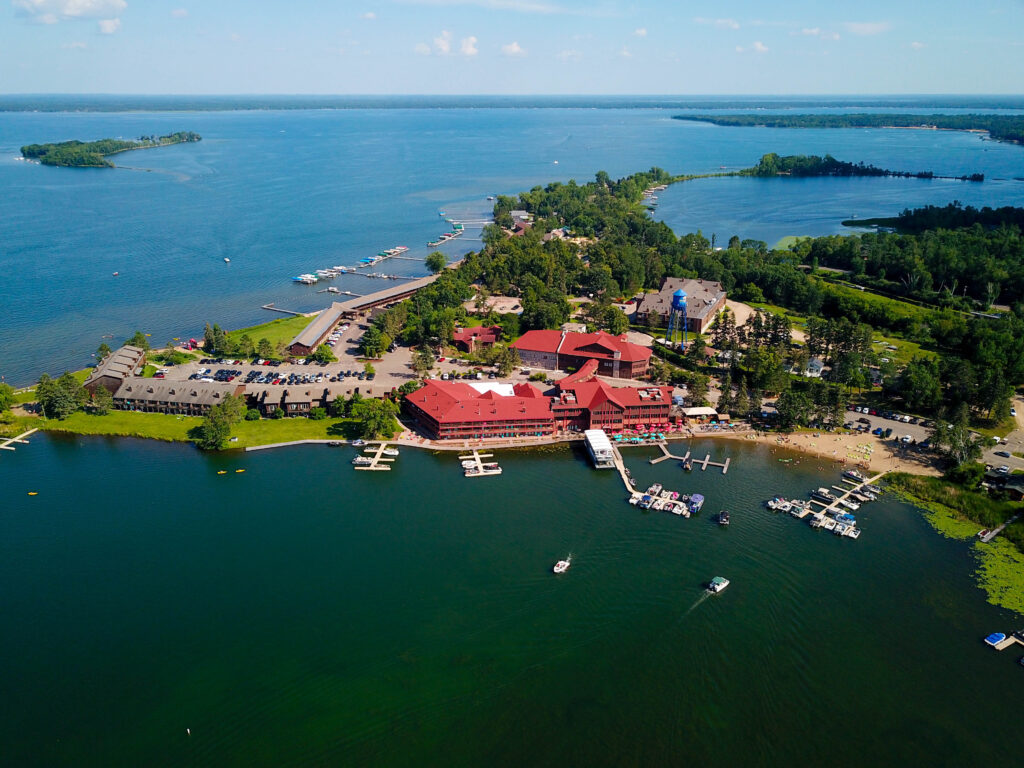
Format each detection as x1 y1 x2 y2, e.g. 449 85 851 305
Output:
557 379 672 411
512 330 651 364
453 325 502 344
404 380 552 425
84 345 146 386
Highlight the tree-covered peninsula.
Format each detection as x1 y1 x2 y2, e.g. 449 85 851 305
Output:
743 152 983 182
20 131 201 167
673 113 1024 144
843 203 1024 233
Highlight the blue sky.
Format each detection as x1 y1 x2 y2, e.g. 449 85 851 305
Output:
2 0 1023 94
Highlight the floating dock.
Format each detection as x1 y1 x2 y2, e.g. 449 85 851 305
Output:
649 443 730 474
989 633 1024 651
354 442 396 471
0 428 38 452
808 471 888 513
261 303 306 316
458 450 502 477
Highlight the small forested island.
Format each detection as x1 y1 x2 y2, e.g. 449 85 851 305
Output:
20 131 201 167
743 152 983 182
843 202 1024 232
674 113 1024 144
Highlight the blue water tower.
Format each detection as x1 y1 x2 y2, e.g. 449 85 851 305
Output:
667 289 688 347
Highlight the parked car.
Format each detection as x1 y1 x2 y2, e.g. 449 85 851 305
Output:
995 450 1011 458
997 465 1010 474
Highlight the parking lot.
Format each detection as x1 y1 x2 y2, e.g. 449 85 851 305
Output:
843 406 934 445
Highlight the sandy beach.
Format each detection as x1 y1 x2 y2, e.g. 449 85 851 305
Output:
714 429 940 476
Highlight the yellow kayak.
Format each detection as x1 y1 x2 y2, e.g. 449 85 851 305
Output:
235 469 246 473
217 470 227 475
27 491 38 496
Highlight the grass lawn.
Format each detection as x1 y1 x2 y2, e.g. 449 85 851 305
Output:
968 415 1017 440
870 332 936 367
34 409 381 449
38 410 198 442
226 314 314 354
748 302 810 329
229 417 362 448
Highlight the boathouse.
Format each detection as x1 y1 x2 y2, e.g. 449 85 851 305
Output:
84 345 146 395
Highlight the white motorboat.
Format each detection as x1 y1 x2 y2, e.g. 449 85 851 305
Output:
553 556 572 574
707 576 730 594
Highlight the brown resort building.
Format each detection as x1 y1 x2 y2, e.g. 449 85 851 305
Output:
633 277 727 334
511 330 651 379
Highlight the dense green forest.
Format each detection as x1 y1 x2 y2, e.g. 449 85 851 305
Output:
20 131 201 167
745 152 982 181
673 113 1024 144
843 202 1024 233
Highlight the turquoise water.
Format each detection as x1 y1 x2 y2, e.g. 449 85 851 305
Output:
1 106 1022 384
0 434 1021 766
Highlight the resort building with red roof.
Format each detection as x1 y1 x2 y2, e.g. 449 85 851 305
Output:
402 380 556 440
551 361 672 432
511 330 651 379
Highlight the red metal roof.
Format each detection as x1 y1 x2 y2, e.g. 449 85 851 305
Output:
557 379 672 411
405 380 552 425
512 330 651 364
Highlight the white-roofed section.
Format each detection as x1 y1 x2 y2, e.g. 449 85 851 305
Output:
584 429 615 469
683 406 719 418
467 382 516 397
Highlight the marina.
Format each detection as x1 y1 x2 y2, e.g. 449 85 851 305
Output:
764 470 889 540
459 449 503 477
353 441 398 471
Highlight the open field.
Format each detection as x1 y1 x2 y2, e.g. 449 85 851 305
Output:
39 410 198 442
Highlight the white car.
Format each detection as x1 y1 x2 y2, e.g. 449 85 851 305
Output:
1012 408 1018 417
901 435 912 443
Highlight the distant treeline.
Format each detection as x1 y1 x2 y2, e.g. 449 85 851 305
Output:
843 203 1024 233
674 113 1024 144
743 152 983 181
20 131 201 167
4 95 1024 112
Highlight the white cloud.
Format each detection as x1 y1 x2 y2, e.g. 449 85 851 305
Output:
97 17 119 33
414 42 431 55
433 29 451 54
633 27 646 37
753 40 768 53
619 47 631 58
910 41 925 49
735 45 744 53
694 17 739 30
797 27 841 40
556 48 581 61
844 21 891 36
460 35 478 56
61 40 86 48
171 7 187 17
13 0 126 23
501 41 525 56
361 11 375 19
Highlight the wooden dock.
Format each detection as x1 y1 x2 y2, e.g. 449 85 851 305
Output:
1 428 38 452
981 512 1022 544
648 443 730 474
991 633 1024 651
261 303 306 316
354 442 396 471
458 450 502 477
808 471 888 513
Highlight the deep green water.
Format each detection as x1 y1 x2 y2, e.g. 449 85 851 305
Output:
1 434 1021 766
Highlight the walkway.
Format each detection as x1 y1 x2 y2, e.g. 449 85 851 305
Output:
808 471 889 515
0 428 38 452
981 512 1022 544
245 439 342 452
648 442 730 474
355 441 396 471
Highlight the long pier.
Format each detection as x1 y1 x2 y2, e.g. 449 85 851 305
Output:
355 442 396 471
981 512 1022 544
261 303 306 316
648 442 730 474
0 428 38 452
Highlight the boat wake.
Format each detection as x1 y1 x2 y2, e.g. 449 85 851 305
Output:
677 591 712 623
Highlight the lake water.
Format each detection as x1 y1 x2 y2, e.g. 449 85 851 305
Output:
1 106 1023 384
0 434 1021 766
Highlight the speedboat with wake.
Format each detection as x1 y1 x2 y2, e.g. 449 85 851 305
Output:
553 556 572 574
